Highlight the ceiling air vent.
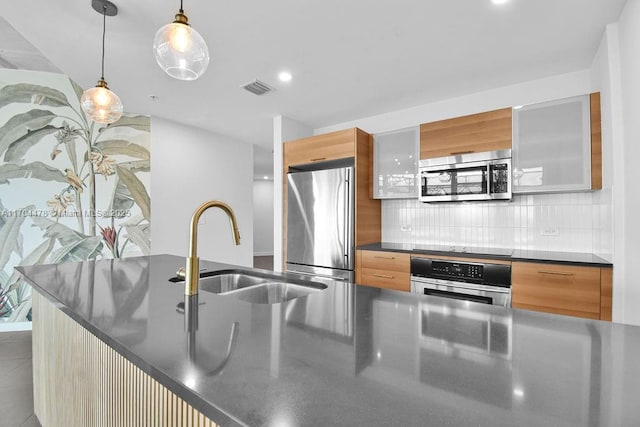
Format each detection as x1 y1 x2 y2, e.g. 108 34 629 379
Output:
241 80 274 96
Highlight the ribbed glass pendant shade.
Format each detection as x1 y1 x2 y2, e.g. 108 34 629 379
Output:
81 80 123 124
153 16 209 80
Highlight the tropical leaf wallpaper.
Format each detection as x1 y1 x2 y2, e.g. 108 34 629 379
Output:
0 69 151 324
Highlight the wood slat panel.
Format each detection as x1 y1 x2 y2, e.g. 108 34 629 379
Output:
32 292 219 427
420 108 512 159
590 92 603 190
512 262 601 319
600 267 613 321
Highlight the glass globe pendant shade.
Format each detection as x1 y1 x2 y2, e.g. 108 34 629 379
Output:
81 79 123 124
153 13 209 81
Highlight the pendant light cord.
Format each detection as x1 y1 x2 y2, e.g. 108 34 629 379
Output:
101 5 106 80
179 0 184 13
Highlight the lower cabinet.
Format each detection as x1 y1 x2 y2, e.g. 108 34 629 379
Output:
512 262 613 321
356 250 410 292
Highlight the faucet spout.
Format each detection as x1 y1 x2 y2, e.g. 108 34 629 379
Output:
185 201 241 296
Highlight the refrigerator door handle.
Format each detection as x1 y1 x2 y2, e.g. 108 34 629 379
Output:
344 169 351 268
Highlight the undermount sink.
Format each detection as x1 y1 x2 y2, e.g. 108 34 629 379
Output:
172 269 328 304
220 281 323 304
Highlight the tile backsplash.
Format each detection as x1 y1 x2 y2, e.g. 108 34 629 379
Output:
382 190 612 256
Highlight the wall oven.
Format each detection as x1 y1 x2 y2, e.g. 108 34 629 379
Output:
410 257 511 307
419 150 512 202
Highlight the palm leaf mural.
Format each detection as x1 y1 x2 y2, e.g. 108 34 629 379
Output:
116 165 150 221
0 109 58 157
4 125 61 163
0 83 72 109
0 162 67 184
49 236 104 263
98 115 150 133
0 73 151 324
124 223 151 255
0 204 34 271
95 139 150 160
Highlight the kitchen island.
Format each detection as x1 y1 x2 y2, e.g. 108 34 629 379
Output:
18 255 640 426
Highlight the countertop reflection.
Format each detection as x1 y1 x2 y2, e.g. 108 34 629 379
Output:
18 255 640 426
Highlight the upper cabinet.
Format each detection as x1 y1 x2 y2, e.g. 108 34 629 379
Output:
284 128 357 167
420 108 512 159
372 126 419 199
512 93 601 193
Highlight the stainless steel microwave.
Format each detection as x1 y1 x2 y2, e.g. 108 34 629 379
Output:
419 150 512 202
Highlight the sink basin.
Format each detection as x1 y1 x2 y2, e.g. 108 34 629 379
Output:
171 269 328 304
221 281 323 304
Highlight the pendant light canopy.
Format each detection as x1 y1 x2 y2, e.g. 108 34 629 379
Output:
153 0 210 81
81 0 123 124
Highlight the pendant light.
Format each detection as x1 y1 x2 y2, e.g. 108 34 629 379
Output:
81 0 123 124
153 0 210 80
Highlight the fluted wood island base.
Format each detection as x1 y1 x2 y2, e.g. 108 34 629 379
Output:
32 292 218 427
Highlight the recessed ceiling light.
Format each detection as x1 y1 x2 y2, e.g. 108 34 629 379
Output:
264 176 269 180
278 71 293 82
491 0 510 4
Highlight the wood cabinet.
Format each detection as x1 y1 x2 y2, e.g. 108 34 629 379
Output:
356 250 410 292
284 128 356 167
512 93 602 193
512 262 612 320
420 108 512 159
283 128 381 270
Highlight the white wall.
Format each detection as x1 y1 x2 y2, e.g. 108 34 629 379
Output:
590 24 627 324
151 117 254 267
253 180 274 256
315 70 592 135
615 0 640 326
272 116 312 271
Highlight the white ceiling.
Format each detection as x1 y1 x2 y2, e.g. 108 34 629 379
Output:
1 0 628 152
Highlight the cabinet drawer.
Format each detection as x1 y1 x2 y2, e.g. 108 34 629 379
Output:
284 128 355 167
360 251 409 272
512 262 601 319
360 268 411 292
420 108 512 159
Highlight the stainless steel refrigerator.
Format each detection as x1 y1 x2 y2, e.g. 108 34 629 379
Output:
286 165 355 281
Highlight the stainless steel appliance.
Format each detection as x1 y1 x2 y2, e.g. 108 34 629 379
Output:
286 163 355 281
419 149 512 202
410 257 511 307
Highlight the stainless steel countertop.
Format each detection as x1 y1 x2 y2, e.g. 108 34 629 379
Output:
17 255 639 426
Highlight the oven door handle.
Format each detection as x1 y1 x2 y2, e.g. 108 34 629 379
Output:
411 277 511 294
421 288 495 305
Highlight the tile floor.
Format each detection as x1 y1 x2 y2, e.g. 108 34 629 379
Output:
0 331 40 427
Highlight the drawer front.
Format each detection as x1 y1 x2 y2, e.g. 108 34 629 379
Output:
360 268 411 292
360 251 410 272
512 262 601 319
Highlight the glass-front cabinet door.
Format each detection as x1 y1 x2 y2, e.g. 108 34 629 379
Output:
512 95 592 193
373 126 419 199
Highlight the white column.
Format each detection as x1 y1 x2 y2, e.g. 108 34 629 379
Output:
272 116 312 272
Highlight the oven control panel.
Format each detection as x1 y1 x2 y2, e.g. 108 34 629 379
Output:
411 257 511 288
431 261 483 279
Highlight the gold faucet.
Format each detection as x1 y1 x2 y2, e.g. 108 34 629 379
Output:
184 201 241 296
